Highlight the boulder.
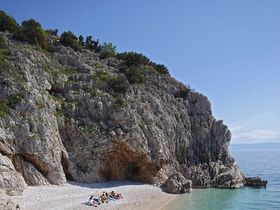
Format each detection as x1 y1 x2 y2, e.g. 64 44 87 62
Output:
162 172 192 194
244 177 267 188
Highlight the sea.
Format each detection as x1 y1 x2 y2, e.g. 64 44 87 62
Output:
166 143 280 210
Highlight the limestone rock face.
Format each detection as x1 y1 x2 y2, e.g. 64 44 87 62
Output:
0 35 245 197
162 172 192 193
0 153 26 195
0 189 18 210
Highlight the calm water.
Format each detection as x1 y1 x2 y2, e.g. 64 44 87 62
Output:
166 149 280 210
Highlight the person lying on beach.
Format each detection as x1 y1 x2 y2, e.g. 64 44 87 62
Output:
100 192 108 203
109 191 123 199
88 195 100 207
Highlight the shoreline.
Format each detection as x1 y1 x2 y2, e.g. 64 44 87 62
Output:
13 181 178 210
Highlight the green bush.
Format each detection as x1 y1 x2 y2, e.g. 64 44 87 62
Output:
45 29 58 36
14 19 48 49
0 10 19 33
114 96 125 108
99 42 117 59
78 35 84 47
0 94 23 117
117 52 169 76
116 52 150 67
174 86 190 99
85 36 101 52
120 66 145 84
0 100 9 117
0 36 10 68
116 52 149 84
96 70 109 82
151 63 169 75
108 76 128 94
0 34 8 49
60 31 82 51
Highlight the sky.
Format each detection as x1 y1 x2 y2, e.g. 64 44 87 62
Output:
1 0 280 144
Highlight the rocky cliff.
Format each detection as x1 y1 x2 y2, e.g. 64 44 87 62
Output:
0 32 244 199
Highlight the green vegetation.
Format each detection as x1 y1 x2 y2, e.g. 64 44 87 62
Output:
96 70 109 82
0 10 19 33
45 29 58 36
0 35 10 68
14 19 49 49
60 31 82 51
35 101 45 109
174 86 190 99
0 34 8 48
116 52 150 67
43 63 79 77
114 95 125 108
92 70 129 96
0 94 23 117
116 52 169 84
108 76 128 94
121 66 145 84
0 100 9 117
85 36 101 52
78 35 84 47
151 63 169 75
54 109 64 118
99 42 117 59
116 52 148 83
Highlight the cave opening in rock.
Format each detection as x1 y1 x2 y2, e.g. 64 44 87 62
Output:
60 153 73 181
125 162 140 178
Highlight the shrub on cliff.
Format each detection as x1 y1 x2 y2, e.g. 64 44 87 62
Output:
0 34 8 49
108 75 129 94
174 86 190 99
85 36 101 52
14 19 48 49
0 34 10 68
45 29 58 36
120 66 145 84
116 52 150 67
0 10 19 33
151 63 169 75
60 31 82 51
117 52 169 82
99 42 117 59
0 94 23 118
116 52 149 83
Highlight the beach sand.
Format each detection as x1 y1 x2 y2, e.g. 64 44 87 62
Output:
13 181 176 210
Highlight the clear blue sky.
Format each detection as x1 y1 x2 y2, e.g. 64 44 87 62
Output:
2 0 280 144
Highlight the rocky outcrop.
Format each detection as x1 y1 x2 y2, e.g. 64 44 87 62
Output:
244 177 267 188
0 189 18 210
0 34 247 199
162 172 192 193
0 153 26 195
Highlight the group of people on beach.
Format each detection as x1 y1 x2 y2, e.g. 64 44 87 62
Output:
88 191 123 207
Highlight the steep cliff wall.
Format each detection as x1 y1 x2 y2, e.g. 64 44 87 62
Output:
0 34 244 197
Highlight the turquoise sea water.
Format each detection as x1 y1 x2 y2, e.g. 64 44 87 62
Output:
166 148 280 210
